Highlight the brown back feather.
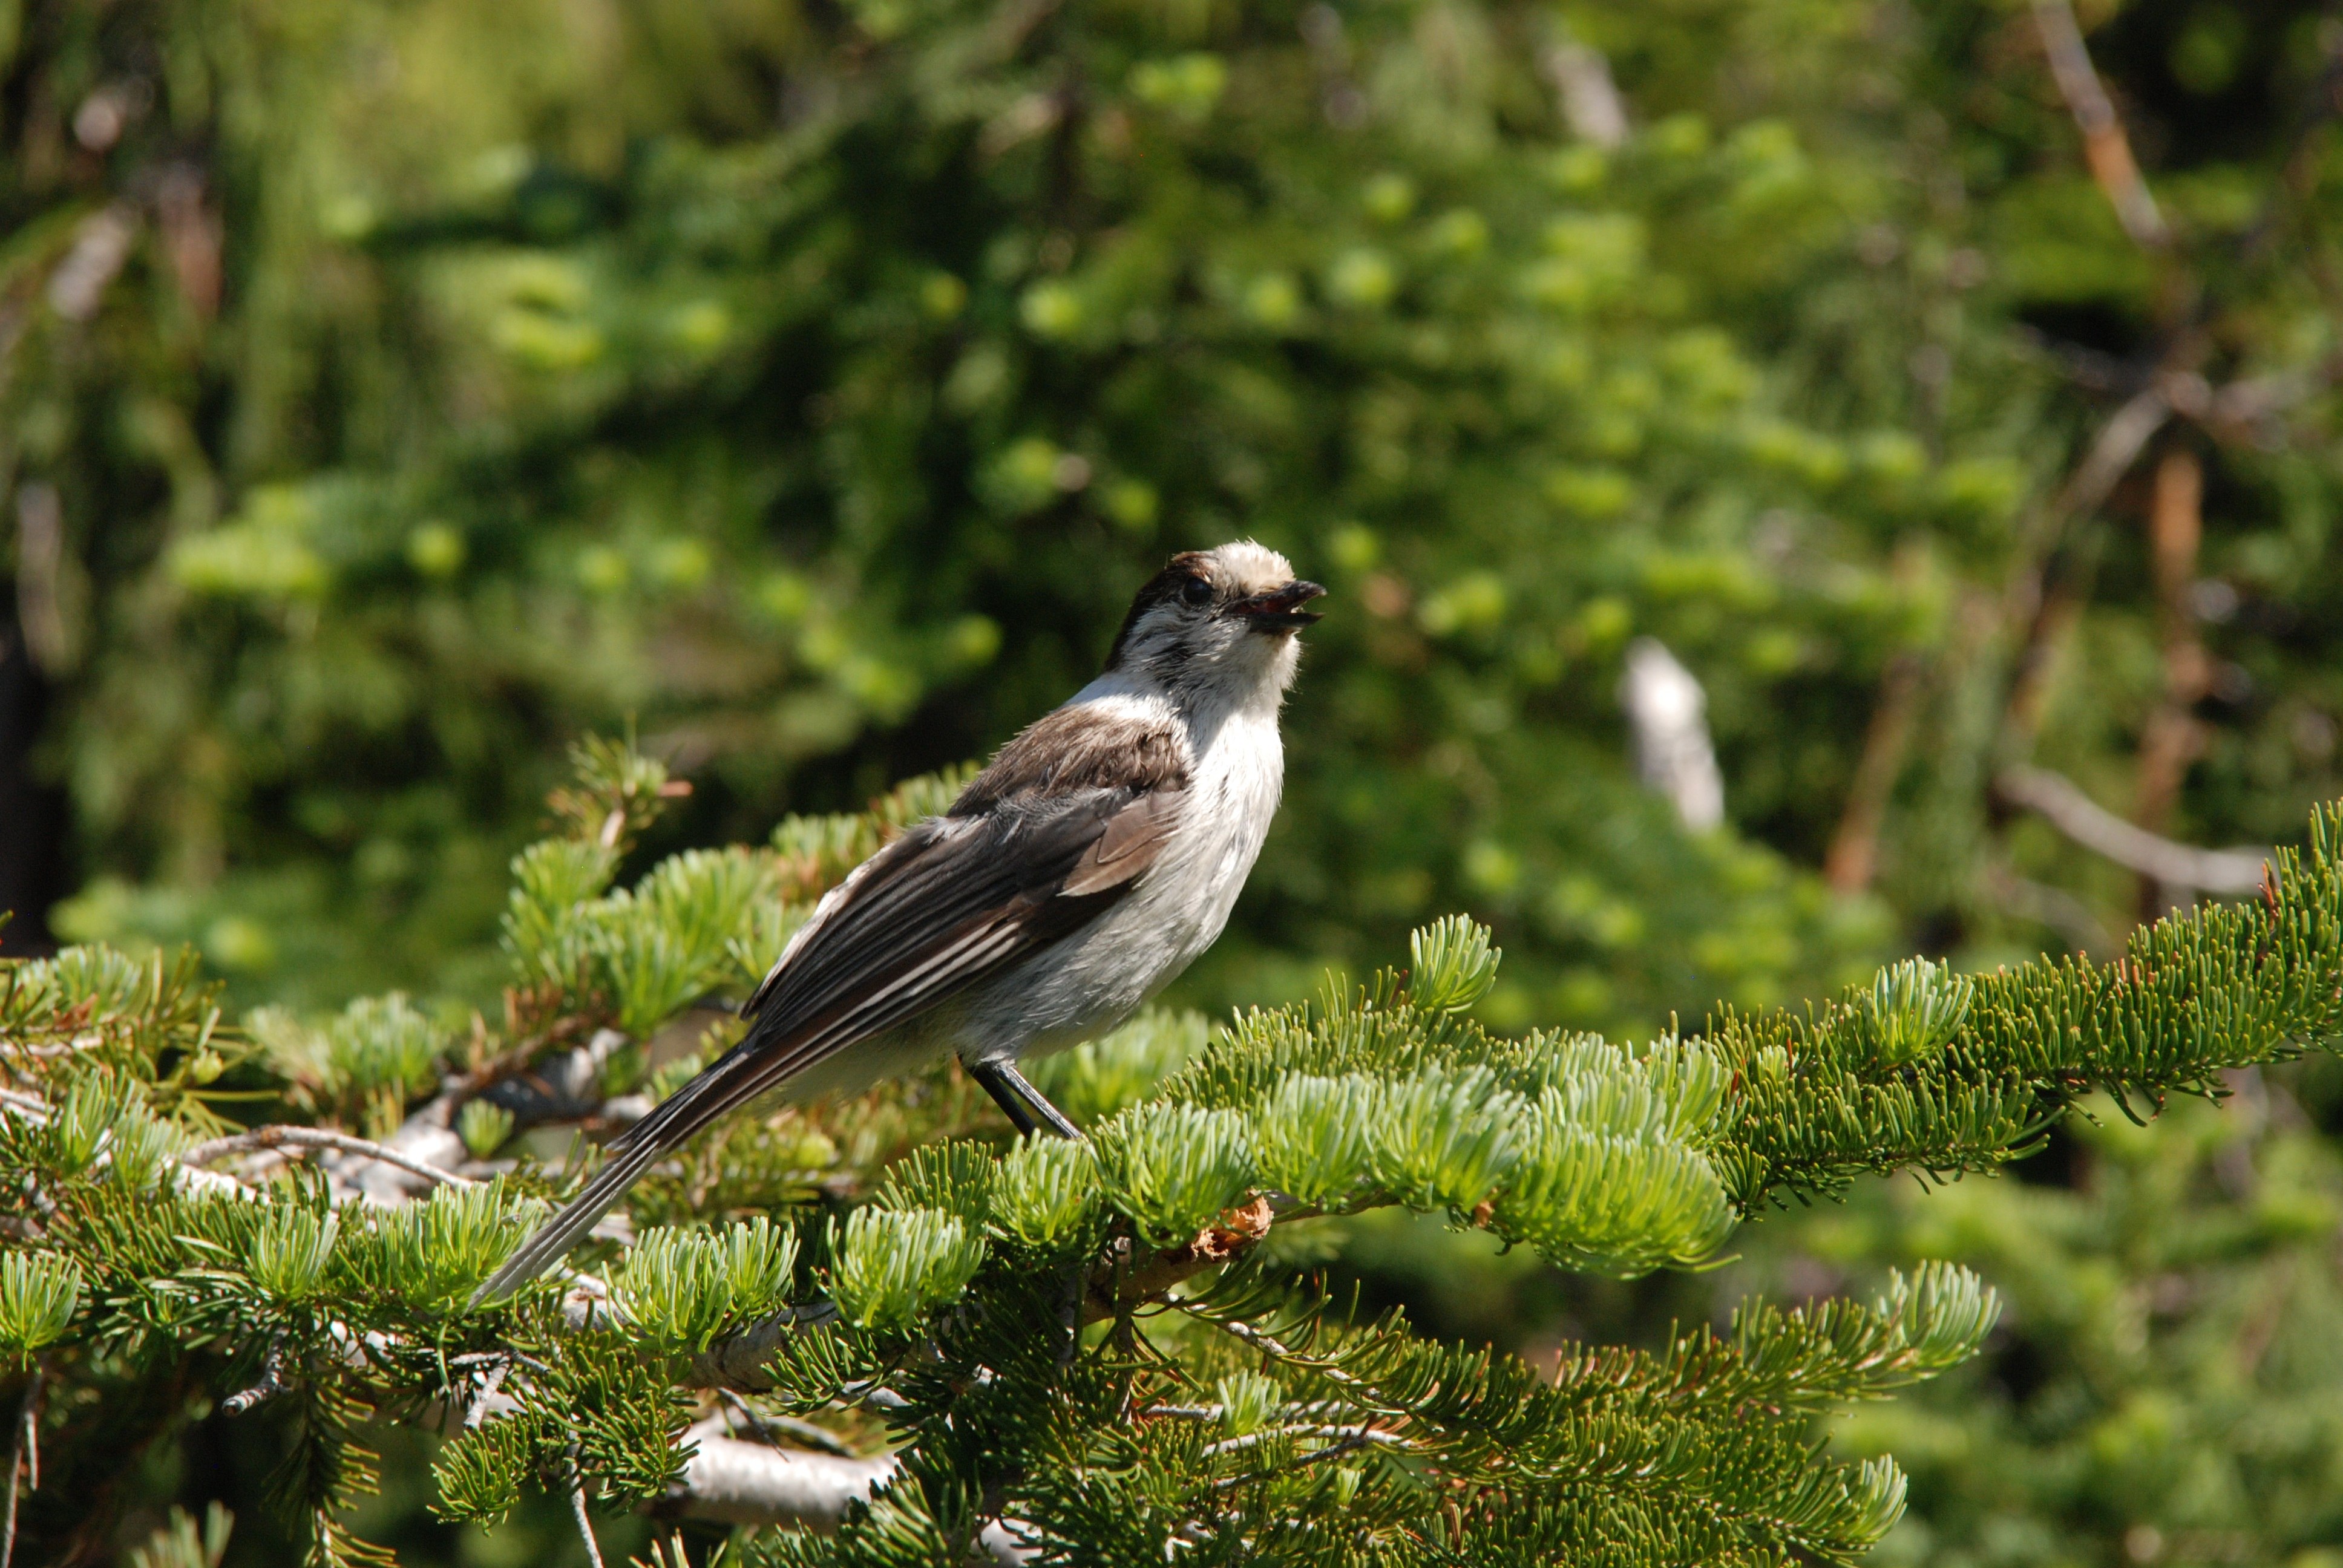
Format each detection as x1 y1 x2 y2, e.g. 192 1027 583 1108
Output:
952 704 1190 815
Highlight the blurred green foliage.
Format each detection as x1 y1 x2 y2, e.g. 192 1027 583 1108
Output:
11 0 2343 1563
13 0 2343 1033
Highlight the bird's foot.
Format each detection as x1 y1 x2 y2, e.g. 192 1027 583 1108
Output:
968 1059 1084 1140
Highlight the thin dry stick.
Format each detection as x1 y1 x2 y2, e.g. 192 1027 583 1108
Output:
2132 447 2213 914
179 1126 479 1189
221 1342 290 1417
570 1480 607 1568
1997 382 2174 767
715 1388 856 1457
1824 652 1925 894
1997 766 2269 893
1 1362 45 1568
2050 385 2172 532
2032 0 2168 247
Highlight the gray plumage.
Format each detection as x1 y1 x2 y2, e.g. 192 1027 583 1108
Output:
473 541 1323 1301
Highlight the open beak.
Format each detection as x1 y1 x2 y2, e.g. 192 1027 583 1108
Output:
1231 579 1328 633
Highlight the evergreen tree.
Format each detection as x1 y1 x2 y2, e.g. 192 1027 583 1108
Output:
14 0 2338 1033
2 748 2341 1564
12 2 2343 1565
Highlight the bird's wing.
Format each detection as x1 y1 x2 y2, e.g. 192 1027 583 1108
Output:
712 784 1182 1111
472 713 1187 1302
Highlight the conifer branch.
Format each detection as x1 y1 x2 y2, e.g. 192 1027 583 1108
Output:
8 750 2339 1565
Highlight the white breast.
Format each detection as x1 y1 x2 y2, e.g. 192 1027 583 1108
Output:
953 684 1286 1063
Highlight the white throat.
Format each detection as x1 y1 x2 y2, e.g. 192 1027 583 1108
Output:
1069 632 1298 748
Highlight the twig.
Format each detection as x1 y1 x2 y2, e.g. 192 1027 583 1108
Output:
2132 446 2214 916
1985 861 2116 956
221 1344 289 1416
2032 0 2168 247
1999 383 2176 749
1199 1423 1405 1461
1 1362 45 1568
715 1389 856 1457
1191 1313 1380 1402
1997 766 2269 893
570 1479 607 1568
2051 384 2171 526
1824 652 1925 893
1210 1428 1406 1491
179 1126 479 1190
1083 1196 1274 1326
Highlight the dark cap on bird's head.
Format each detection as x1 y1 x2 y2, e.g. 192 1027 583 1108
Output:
1106 541 1326 680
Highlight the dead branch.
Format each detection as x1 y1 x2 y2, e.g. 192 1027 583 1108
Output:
666 1418 1035 1560
179 1126 480 1191
2032 0 2168 247
1997 766 2269 893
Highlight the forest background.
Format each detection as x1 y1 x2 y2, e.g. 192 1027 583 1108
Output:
8 0 2343 1562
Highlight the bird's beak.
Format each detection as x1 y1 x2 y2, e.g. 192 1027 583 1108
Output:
1230 579 1328 633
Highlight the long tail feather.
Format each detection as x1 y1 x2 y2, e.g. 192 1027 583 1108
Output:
469 1135 672 1305
468 1043 781 1304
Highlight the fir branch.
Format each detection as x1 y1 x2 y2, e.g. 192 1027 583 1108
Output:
1707 803 2343 1203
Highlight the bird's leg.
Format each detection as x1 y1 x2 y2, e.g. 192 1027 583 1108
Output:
996 1060 1084 1140
966 1059 1084 1140
968 1060 1040 1137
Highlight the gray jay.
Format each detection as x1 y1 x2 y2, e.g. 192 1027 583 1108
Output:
473 540 1324 1300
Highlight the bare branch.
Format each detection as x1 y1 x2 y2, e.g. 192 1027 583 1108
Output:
669 1417 897 1527
220 1344 290 1416
2053 385 2171 523
715 1390 855 1457
665 1421 1036 1561
179 1126 482 1191
569 1480 607 1568
1997 766 2270 893
1984 861 2117 956
1 1362 44 1568
1198 1423 1407 1461
2032 0 2168 247
1826 652 1926 894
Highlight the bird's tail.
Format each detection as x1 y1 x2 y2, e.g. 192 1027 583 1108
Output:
468 1041 779 1305
468 1134 671 1305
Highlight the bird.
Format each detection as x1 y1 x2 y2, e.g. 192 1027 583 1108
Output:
473 540 1325 1301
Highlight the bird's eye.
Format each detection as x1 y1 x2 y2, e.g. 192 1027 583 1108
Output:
1180 577 1214 608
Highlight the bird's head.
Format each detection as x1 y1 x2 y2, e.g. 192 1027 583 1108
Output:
1104 541 1326 702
